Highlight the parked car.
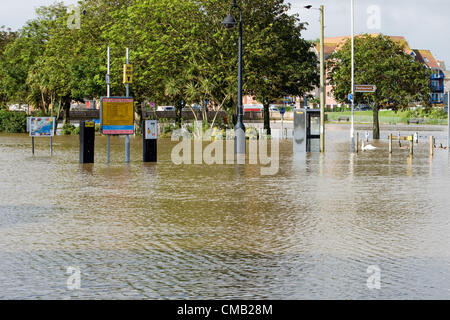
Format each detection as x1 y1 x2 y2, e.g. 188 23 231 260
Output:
355 104 372 111
8 104 29 112
243 104 263 112
157 106 175 111
182 104 202 111
269 104 280 112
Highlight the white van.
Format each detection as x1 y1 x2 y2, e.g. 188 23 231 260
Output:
157 106 175 111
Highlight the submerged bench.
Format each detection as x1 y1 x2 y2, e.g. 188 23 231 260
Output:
407 118 423 124
338 116 350 122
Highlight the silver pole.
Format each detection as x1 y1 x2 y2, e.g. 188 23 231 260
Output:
319 5 325 152
107 47 111 97
447 92 450 149
126 48 130 97
350 0 355 152
125 48 130 163
107 46 111 164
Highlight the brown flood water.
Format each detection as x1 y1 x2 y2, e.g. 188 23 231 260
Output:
1 125 450 299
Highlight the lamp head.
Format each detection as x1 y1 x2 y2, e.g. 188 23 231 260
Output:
222 14 237 29
304 5 312 9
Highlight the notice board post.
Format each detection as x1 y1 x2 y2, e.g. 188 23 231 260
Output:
28 117 55 156
100 97 135 163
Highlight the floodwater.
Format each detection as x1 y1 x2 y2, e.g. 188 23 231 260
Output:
1 125 450 299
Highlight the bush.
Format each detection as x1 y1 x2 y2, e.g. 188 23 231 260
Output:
0 110 27 133
405 107 447 120
61 123 77 135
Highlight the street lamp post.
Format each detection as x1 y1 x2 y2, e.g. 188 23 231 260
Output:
223 0 245 162
305 5 325 153
350 0 355 152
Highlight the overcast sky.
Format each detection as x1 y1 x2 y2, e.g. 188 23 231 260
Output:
1 0 449 69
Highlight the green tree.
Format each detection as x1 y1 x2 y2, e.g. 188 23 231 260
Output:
243 0 318 134
328 34 431 139
0 26 18 108
0 4 67 110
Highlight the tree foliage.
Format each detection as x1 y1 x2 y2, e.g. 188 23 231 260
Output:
0 0 318 132
328 34 431 138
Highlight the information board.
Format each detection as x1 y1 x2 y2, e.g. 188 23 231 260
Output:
101 97 134 135
29 117 55 137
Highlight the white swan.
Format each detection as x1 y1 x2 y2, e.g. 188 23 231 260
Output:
361 140 377 151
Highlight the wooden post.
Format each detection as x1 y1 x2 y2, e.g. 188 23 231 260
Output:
409 136 413 156
430 136 434 156
356 132 359 153
389 133 392 153
32 137 35 155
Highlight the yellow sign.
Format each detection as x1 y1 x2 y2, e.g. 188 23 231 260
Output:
101 97 134 135
85 121 95 128
123 64 133 84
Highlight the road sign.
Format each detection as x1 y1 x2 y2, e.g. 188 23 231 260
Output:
354 85 376 93
123 64 133 84
145 120 158 140
100 97 134 135
280 107 285 115
348 94 353 101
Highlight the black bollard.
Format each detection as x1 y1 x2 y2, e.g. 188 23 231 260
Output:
143 120 157 162
79 121 95 163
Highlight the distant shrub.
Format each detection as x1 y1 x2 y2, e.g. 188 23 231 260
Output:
61 123 78 135
0 110 27 133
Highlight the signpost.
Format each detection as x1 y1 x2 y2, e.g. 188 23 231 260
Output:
29 117 55 156
123 64 133 84
280 107 285 139
354 85 377 93
103 47 135 164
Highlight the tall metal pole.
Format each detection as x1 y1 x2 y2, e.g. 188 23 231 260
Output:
235 10 246 162
447 92 450 149
125 48 131 163
350 0 355 152
319 5 325 153
107 46 111 164
107 47 111 97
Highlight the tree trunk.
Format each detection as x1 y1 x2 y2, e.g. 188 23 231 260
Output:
263 98 271 135
134 101 143 135
175 99 182 128
373 105 380 139
202 98 208 125
63 97 71 125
